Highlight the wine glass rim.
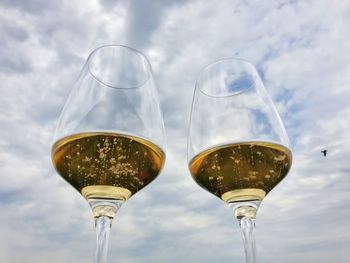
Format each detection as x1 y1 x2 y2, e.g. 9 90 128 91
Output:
195 57 257 98
87 44 152 90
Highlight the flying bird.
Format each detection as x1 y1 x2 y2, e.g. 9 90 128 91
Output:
321 150 327 157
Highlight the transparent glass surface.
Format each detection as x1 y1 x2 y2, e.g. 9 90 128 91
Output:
188 58 289 159
51 45 166 263
54 45 165 148
188 58 292 263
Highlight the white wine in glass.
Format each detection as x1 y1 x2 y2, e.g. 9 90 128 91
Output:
51 45 166 263
190 141 291 205
188 58 292 263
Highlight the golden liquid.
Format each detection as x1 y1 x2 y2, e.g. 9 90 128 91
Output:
52 132 165 201
189 141 292 203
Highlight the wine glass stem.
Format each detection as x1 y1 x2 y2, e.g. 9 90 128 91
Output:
94 216 112 263
239 216 256 263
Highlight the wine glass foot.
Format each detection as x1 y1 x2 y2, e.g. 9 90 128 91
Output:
88 199 124 219
229 201 260 221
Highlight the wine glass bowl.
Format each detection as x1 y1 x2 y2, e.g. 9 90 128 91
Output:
87 45 151 89
188 58 292 262
53 45 165 148
188 58 290 158
51 45 166 263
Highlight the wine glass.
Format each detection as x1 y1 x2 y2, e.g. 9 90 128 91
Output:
187 58 292 262
51 45 166 263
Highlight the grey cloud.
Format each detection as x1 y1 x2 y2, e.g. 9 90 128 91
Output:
0 0 60 15
27 2 123 68
0 18 31 73
1 23 29 43
123 0 188 48
56 50 84 67
0 55 32 73
99 0 123 9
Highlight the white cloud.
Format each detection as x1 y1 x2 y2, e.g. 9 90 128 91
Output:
1 0 350 262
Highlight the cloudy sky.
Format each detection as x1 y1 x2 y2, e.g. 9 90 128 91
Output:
1 0 350 262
